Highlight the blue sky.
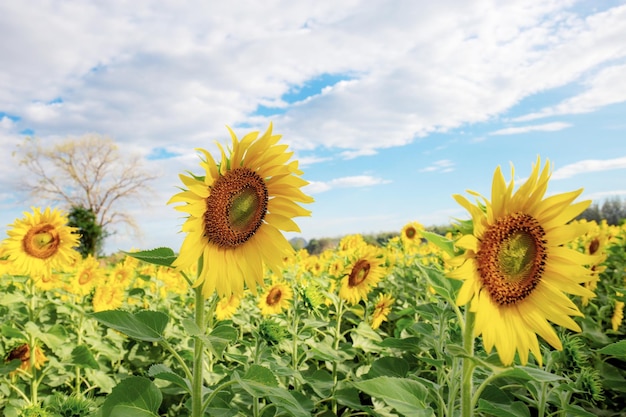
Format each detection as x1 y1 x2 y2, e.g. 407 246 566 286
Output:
1 0 626 254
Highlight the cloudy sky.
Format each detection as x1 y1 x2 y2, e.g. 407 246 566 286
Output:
1 0 626 254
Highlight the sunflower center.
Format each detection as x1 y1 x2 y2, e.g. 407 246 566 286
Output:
348 259 371 287
22 224 60 259
78 271 94 285
405 227 417 239
204 167 268 249
476 212 547 306
266 287 282 306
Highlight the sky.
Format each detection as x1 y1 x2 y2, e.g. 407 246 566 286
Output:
1 0 626 255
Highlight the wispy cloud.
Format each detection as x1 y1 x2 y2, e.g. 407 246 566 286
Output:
515 64 626 122
305 175 391 194
553 156 626 179
419 159 455 173
490 122 571 135
583 190 626 201
339 148 378 160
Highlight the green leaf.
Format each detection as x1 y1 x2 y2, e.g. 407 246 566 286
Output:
498 366 563 383
476 399 530 417
420 230 458 257
101 376 162 417
368 357 410 378
233 366 312 417
0 324 26 340
148 364 191 393
598 340 626 358
205 325 238 358
378 336 422 351
124 247 177 267
91 310 169 342
71 345 100 369
0 359 21 374
353 376 433 416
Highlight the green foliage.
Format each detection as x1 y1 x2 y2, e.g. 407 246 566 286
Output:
68 205 106 257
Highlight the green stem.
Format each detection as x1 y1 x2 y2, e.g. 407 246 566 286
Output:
331 298 345 415
291 290 300 390
201 379 238 412
461 309 476 417
191 286 205 417
161 339 193 382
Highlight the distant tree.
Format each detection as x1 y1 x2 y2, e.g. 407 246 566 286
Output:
68 206 106 257
577 197 626 225
13 135 158 250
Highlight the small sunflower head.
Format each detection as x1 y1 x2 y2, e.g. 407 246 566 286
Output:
259 318 288 346
576 367 605 404
300 282 324 311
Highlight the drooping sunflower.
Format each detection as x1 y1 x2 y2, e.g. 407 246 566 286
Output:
447 157 599 366
169 123 313 299
371 293 394 329
258 281 293 316
4 207 80 277
339 245 387 304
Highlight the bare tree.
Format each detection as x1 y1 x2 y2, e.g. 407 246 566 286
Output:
13 134 158 241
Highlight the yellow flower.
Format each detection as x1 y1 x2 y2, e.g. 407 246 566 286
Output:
71 255 106 296
447 157 599 366
4 207 80 276
401 221 424 247
7 343 48 376
169 123 313 299
371 293 394 329
92 280 125 312
258 281 293 316
612 293 624 332
215 294 241 320
339 245 387 304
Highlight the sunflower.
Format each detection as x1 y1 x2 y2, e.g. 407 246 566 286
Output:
215 294 241 321
258 281 293 316
401 221 424 247
6 343 48 376
339 245 387 304
447 157 599 366
71 255 106 296
4 207 80 277
169 123 313 299
92 280 125 312
371 293 394 329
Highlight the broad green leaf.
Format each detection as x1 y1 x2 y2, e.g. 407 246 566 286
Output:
598 340 626 358
476 399 530 417
378 336 422 351
205 324 238 358
71 345 100 369
305 369 333 398
233 366 312 417
91 310 169 342
0 359 21 374
0 324 26 340
353 376 433 416
498 366 563 383
148 364 191 393
368 356 410 378
124 247 177 267
421 230 457 257
101 376 162 417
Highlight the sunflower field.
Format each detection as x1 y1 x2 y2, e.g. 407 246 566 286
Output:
1 126 626 417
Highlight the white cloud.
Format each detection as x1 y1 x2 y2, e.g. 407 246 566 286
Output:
420 159 455 173
515 63 626 121
552 156 626 179
305 175 391 194
339 148 378 159
490 121 572 135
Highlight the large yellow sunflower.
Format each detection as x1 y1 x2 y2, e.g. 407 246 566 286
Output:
339 245 387 304
4 207 80 277
447 157 599 366
169 123 313 299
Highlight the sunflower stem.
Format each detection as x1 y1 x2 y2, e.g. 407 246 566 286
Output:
461 309 476 417
331 298 345 415
191 285 205 417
